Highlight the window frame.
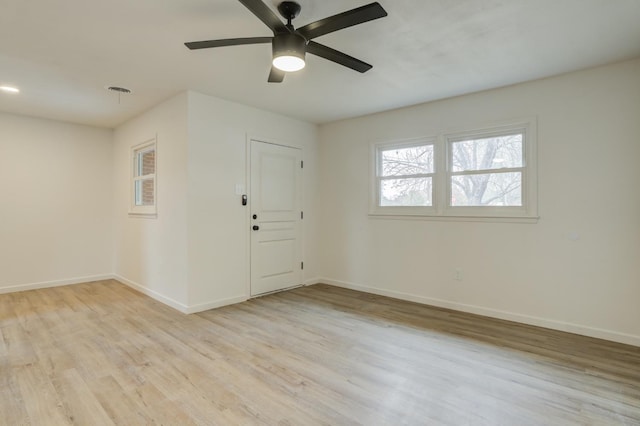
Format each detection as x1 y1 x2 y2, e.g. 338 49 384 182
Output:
369 118 538 222
370 137 438 217
129 138 157 217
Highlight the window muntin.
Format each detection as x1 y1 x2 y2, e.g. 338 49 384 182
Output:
130 139 157 216
376 141 435 208
370 119 537 220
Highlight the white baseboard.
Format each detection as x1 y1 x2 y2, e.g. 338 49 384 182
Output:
304 277 323 286
184 295 247 314
0 274 114 295
113 275 247 314
113 274 190 314
320 278 640 347
0 272 249 315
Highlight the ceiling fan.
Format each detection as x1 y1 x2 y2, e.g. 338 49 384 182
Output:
185 0 388 83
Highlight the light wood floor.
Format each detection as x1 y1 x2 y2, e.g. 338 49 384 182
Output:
1 281 639 425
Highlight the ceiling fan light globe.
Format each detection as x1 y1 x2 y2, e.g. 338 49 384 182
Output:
273 55 305 72
272 33 306 72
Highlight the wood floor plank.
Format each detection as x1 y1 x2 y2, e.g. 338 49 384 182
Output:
0 364 29 425
87 375 153 425
0 280 639 425
55 368 115 425
15 362 70 424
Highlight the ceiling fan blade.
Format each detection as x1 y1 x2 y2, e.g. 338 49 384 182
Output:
268 66 286 83
238 0 289 34
185 37 272 50
297 2 387 40
307 41 372 73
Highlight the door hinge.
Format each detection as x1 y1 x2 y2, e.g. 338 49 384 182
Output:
301 262 304 270
301 160 304 169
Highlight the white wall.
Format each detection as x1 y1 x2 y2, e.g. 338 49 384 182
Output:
0 112 113 292
186 91 318 311
318 58 640 346
111 91 318 313
112 93 190 309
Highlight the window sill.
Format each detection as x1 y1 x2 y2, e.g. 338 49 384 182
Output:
368 213 539 224
128 212 158 219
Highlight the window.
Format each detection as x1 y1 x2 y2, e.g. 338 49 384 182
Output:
130 138 157 216
371 118 537 221
373 138 436 215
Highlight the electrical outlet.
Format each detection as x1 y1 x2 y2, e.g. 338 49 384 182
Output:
454 267 463 281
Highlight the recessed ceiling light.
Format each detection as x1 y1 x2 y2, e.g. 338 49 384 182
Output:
0 86 20 93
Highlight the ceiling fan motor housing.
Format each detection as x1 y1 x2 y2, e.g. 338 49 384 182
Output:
272 32 306 61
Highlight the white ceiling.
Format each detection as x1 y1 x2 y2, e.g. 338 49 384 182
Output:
1 0 639 128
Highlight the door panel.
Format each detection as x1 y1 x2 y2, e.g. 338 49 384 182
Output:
250 140 302 296
260 155 296 212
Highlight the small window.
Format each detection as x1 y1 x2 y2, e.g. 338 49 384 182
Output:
370 118 537 221
130 139 157 216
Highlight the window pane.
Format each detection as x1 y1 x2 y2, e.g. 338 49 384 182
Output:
451 172 521 206
381 145 433 176
451 134 522 172
136 149 156 176
135 178 155 206
381 177 432 206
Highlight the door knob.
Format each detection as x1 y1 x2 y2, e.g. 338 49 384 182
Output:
252 225 260 231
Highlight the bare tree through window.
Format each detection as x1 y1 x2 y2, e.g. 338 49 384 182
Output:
379 144 434 206
450 133 523 206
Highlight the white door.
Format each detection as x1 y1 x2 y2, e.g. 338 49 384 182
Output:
250 140 303 296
